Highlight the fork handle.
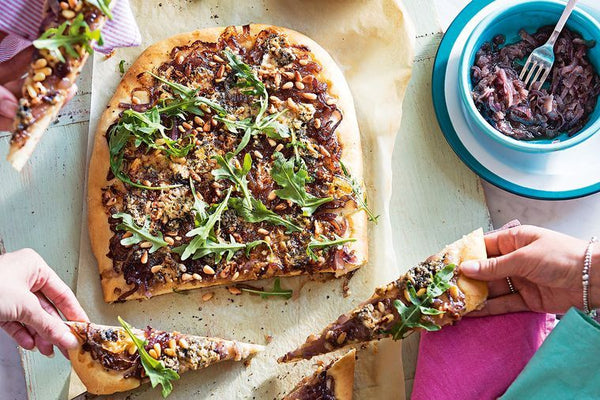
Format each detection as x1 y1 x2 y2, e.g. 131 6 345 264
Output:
547 0 579 46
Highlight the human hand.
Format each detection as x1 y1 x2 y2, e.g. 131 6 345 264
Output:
460 225 597 316
0 248 88 357
0 36 31 131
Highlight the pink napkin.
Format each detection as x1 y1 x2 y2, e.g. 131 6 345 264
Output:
412 221 556 399
0 0 141 62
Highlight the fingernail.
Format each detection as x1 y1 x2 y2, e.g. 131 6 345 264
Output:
0 98 18 119
62 332 79 350
460 261 480 273
47 351 55 358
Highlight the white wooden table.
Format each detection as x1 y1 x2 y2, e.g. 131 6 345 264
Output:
2 0 600 398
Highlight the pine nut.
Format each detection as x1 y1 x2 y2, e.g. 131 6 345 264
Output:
337 332 347 344
228 286 242 295
258 228 269 236
181 273 193 281
295 81 305 90
61 9 76 19
281 81 293 90
168 339 176 350
267 190 277 201
301 92 317 100
140 241 153 249
178 338 189 349
232 271 240 280
33 72 46 82
26 85 37 98
213 54 225 63
33 58 47 69
275 143 284 152
153 343 161 357
164 348 176 357
202 292 214 301
299 59 309 66
164 236 174 245
148 349 158 359
192 273 202 281
140 251 148 264
203 265 215 275
151 265 162 274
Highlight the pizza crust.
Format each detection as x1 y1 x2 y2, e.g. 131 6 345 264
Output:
327 349 356 400
67 322 142 395
88 24 366 302
450 228 488 312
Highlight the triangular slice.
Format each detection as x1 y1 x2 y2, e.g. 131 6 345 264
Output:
284 349 356 400
67 321 263 396
8 0 112 171
280 229 487 362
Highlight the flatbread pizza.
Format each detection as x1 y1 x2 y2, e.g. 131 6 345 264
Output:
88 24 370 302
284 349 356 400
280 229 488 362
8 0 112 171
67 319 263 396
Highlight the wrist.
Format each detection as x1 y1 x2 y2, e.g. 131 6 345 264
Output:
588 245 600 310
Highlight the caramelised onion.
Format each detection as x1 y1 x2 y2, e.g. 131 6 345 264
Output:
471 26 600 140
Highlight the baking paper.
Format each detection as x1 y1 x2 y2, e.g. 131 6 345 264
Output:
74 0 414 398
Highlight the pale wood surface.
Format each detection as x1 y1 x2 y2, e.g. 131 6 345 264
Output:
0 1 491 398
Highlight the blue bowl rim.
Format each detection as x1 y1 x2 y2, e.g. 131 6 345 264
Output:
457 0 600 153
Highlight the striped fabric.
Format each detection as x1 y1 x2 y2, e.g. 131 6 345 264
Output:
0 0 141 62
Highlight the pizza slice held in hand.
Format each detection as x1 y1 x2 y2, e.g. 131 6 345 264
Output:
8 0 113 171
67 318 263 397
284 349 356 400
279 229 488 363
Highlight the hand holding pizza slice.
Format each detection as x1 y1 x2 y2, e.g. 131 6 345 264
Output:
279 229 488 362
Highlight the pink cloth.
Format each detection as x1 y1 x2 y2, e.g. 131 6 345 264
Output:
0 0 140 62
412 312 556 399
412 221 555 399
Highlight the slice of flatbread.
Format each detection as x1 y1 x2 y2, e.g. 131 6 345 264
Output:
67 321 263 396
284 349 356 400
279 229 488 362
8 0 112 171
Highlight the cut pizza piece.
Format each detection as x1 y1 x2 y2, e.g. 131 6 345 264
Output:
67 320 263 396
284 349 356 400
88 24 369 302
279 229 488 363
8 0 112 171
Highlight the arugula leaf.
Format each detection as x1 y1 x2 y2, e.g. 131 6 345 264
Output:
219 49 289 154
212 153 253 208
148 72 226 116
230 197 302 233
338 161 379 223
113 213 168 253
177 188 231 261
174 236 268 262
33 13 103 63
239 278 293 300
118 317 179 398
86 0 113 19
118 59 126 75
271 152 332 216
387 264 456 340
306 235 356 261
189 178 208 222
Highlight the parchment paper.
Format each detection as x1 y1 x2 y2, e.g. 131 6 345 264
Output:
73 1 415 399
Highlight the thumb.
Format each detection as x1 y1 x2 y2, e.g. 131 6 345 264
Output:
460 252 522 281
19 294 79 351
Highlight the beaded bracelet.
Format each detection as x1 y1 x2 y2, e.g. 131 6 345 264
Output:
583 236 598 315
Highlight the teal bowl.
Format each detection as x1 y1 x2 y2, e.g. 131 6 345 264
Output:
458 0 600 153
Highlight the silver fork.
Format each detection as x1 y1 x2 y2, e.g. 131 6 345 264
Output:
519 0 579 89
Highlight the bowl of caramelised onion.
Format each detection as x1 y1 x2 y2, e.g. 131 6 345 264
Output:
458 0 600 152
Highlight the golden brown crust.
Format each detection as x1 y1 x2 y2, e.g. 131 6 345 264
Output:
284 349 356 400
327 349 356 400
88 24 366 302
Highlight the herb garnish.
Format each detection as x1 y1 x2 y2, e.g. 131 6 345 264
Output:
306 235 356 261
118 59 126 75
86 0 113 19
212 152 253 208
387 264 456 340
113 213 167 253
212 152 301 232
339 161 378 223
239 278 293 300
175 188 231 260
118 317 179 398
33 14 103 63
230 197 302 233
271 152 332 216
218 49 290 154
